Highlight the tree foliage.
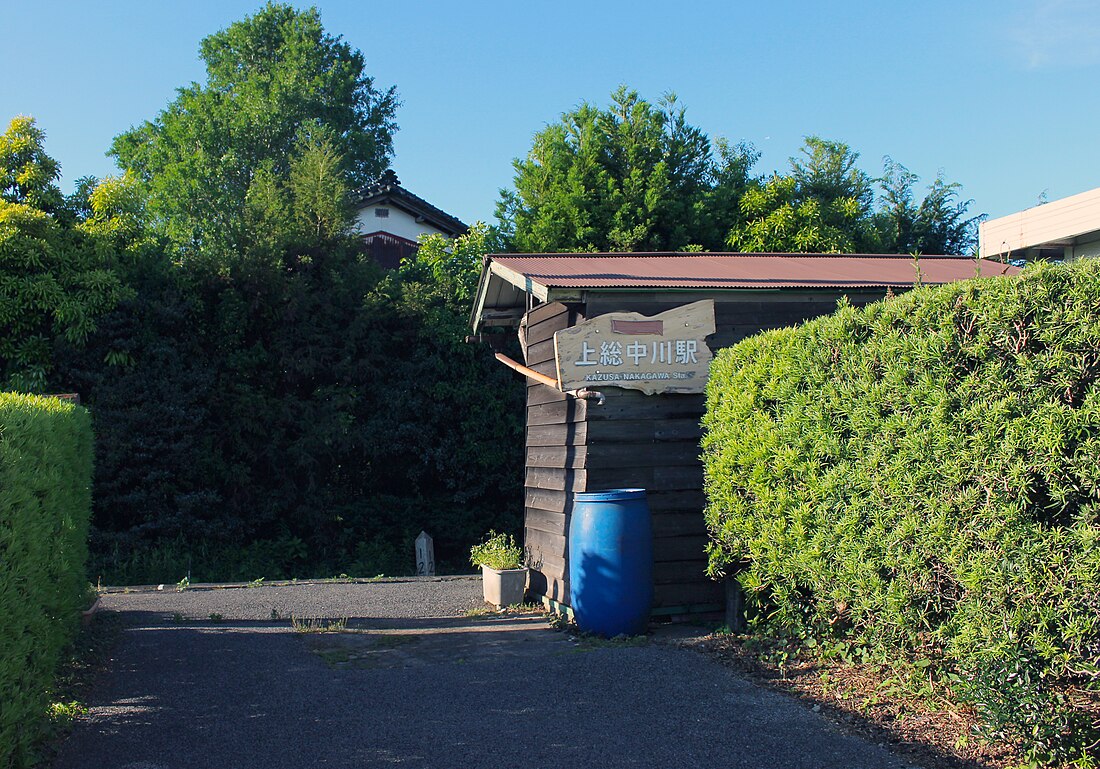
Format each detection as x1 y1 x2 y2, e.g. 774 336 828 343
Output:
7 10 521 584
407 222 506 302
498 87 757 252
500 90 980 255
52 193 523 582
873 157 980 255
0 116 64 214
727 138 873 253
0 117 130 391
728 138 980 254
110 3 397 260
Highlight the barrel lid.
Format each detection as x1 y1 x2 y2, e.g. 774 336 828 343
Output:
574 488 647 502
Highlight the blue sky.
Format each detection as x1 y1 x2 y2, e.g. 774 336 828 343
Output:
3 0 1099 229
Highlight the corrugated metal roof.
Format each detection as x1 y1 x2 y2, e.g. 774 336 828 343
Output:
490 252 1017 289
471 252 1022 330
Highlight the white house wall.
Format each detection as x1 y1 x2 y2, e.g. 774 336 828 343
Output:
980 187 1100 259
354 204 450 243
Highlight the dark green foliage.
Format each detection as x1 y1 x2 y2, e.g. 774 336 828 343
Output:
0 393 92 769
702 261 1100 764
58 224 524 585
872 157 979 255
499 93 979 256
498 87 757 252
110 3 397 260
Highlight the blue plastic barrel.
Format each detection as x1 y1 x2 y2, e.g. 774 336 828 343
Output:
568 488 653 637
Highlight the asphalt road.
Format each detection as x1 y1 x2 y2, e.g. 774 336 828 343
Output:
53 577 912 769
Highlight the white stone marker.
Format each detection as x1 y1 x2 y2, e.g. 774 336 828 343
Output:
415 531 435 576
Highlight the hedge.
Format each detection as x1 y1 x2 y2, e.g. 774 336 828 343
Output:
0 393 93 769
702 260 1100 765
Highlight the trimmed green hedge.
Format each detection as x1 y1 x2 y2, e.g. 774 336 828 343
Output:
0 393 93 769
702 260 1100 765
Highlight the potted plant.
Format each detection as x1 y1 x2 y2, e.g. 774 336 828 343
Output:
470 531 527 608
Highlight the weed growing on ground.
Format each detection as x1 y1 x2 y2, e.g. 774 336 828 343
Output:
175 576 189 592
43 612 122 758
246 577 264 588
465 601 545 618
48 701 88 726
465 605 497 617
545 612 648 650
291 616 348 633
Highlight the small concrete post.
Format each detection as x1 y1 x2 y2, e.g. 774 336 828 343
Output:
415 531 435 576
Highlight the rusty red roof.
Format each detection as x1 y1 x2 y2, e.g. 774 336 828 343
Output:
489 252 1017 289
472 252 1022 330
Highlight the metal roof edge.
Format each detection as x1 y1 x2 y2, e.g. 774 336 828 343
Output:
488 251 969 260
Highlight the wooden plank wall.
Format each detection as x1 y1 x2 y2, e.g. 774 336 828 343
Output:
522 302 583 605
584 389 720 611
523 290 889 616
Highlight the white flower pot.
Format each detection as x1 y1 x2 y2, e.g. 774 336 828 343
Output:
481 565 528 608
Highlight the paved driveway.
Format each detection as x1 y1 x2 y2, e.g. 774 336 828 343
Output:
54 577 910 769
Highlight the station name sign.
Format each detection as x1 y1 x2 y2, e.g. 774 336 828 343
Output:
553 300 715 395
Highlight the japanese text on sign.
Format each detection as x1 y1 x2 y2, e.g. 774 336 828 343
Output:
553 300 715 395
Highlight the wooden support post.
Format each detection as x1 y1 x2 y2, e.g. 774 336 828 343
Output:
724 577 746 632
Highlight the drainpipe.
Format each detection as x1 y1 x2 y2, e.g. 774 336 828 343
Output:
493 353 604 406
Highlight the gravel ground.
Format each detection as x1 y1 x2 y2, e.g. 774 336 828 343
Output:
96 576 485 625
54 578 914 769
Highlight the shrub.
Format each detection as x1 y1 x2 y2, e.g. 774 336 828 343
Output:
702 260 1100 765
57 225 524 584
0 393 93 768
470 530 524 571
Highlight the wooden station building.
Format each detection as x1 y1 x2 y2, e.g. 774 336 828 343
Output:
470 252 1017 619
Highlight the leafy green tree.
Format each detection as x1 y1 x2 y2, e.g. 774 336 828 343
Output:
498 87 756 252
730 139 979 255
111 3 397 260
289 127 353 241
728 137 873 253
242 125 355 263
407 222 506 302
0 117 129 391
0 116 64 213
728 173 868 253
790 136 874 214
872 157 979 255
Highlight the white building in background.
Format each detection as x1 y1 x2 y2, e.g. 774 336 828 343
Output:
980 186 1100 262
352 169 468 269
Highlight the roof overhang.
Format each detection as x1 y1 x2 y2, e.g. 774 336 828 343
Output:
470 252 1020 332
980 186 1100 260
353 185 468 237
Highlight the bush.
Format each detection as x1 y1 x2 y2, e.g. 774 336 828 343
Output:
0 393 93 768
702 260 1100 765
469 530 524 571
56 226 524 585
